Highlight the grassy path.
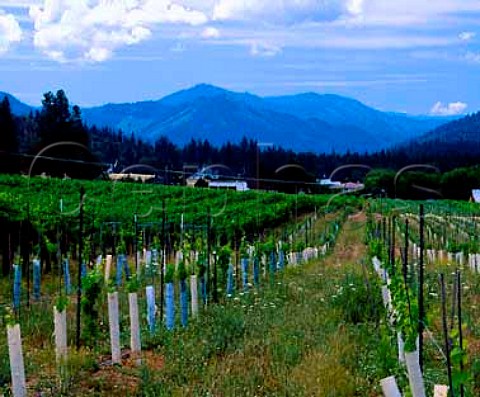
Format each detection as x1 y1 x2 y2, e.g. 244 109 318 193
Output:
129 214 388 396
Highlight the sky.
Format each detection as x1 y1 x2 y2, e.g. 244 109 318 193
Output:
0 0 479 115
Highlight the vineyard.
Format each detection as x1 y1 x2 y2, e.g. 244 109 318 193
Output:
1 175 480 396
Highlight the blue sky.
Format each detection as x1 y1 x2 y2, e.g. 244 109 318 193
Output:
0 0 479 115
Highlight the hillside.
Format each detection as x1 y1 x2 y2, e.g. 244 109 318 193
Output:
1 84 451 154
402 111 480 154
263 93 444 145
0 92 33 116
417 111 480 144
81 84 449 153
384 111 480 170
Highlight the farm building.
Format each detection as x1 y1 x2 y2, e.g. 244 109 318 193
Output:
317 179 364 192
208 181 249 191
186 166 249 191
318 178 342 188
108 173 155 183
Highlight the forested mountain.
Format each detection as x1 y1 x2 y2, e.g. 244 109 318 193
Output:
394 111 480 169
416 111 480 145
0 92 32 116
358 112 480 200
263 93 446 145
1 85 452 154
80 84 448 153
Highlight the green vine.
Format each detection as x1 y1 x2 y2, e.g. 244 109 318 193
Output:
55 295 69 313
165 263 175 284
81 268 103 346
126 276 140 293
450 327 470 392
177 260 188 281
389 271 419 352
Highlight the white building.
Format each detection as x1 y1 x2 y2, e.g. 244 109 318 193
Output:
208 181 249 191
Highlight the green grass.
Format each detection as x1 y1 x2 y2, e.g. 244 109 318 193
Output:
133 216 393 397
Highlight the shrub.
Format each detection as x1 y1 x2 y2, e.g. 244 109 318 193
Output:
165 264 175 284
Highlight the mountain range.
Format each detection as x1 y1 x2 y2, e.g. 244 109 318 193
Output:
400 111 480 161
417 112 480 145
0 92 34 116
2 84 454 153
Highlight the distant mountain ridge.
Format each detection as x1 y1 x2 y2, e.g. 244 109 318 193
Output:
81 84 451 153
0 92 33 116
378 111 480 172
263 93 446 144
1 84 452 153
402 111 480 153
417 111 480 144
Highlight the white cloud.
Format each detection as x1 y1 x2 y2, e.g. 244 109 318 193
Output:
219 27 456 50
182 0 365 23
86 47 111 63
206 0 480 28
21 0 480 62
347 0 364 15
0 0 41 7
189 0 462 54
45 49 65 62
250 41 281 57
201 26 220 39
335 0 480 28
459 31 476 41
465 51 480 63
0 10 22 54
29 0 208 62
212 0 359 24
430 101 468 116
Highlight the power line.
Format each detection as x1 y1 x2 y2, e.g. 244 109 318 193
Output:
2 151 109 168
